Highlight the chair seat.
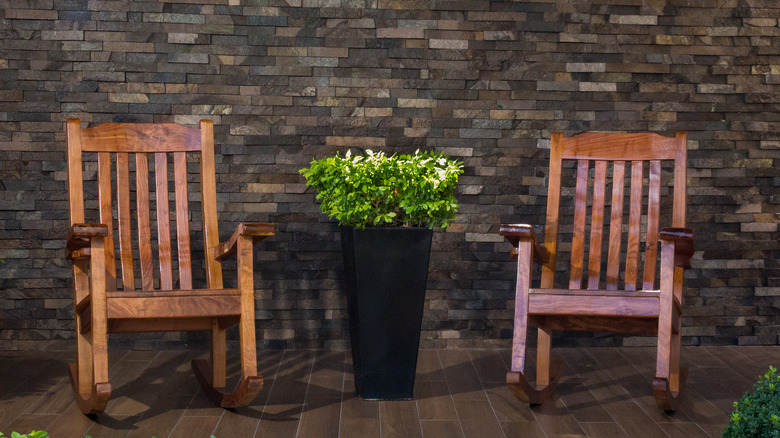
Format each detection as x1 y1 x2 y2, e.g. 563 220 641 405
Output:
107 288 242 319
76 288 242 333
528 288 681 318
527 289 682 335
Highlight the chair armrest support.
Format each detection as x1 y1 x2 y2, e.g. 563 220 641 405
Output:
214 222 275 262
67 224 109 259
659 227 694 269
500 224 549 265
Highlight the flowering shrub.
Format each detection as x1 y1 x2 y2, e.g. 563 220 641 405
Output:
0 432 48 438
301 150 463 229
723 366 780 438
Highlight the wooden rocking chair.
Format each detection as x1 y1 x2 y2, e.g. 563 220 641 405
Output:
500 132 694 412
65 119 274 414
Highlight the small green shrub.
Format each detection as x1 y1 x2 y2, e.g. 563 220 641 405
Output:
301 149 463 229
0 431 48 438
723 365 780 438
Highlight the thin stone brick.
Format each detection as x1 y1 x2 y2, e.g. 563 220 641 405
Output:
168 53 209 64
325 136 385 147
397 98 436 108
609 15 658 25
377 27 425 39
566 62 606 73
579 82 617 92
560 33 597 43
144 13 205 24
5 9 58 19
429 39 468 50
741 222 778 232
168 33 198 44
756 288 780 296
40 30 83 40
656 35 694 45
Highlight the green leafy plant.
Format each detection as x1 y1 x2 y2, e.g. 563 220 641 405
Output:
301 150 463 229
0 431 49 438
723 365 780 438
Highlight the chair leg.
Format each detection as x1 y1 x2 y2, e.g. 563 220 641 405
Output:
507 327 563 405
192 316 263 408
193 236 262 408
506 241 562 405
68 259 111 415
210 320 227 389
653 319 687 412
68 316 111 414
654 257 687 412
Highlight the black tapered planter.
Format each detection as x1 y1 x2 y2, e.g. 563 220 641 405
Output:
341 226 433 400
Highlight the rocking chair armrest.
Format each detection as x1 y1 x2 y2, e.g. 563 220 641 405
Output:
66 224 109 259
499 224 549 265
214 222 275 262
659 227 694 269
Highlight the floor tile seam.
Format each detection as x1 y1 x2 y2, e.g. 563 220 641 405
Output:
293 349 318 438
465 349 508 438
435 349 467 438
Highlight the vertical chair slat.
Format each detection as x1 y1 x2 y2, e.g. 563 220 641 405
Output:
116 153 135 290
586 160 607 290
569 159 589 289
173 151 192 289
624 161 644 290
155 153 174 291
606 161 625 290
97 152 117 290
135 153 154 291
541 133 565 289
643 160 662 290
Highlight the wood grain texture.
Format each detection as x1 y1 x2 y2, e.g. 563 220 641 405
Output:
97 152 117 289
643 160 662 290
499 224 549 265
66 119 85 225
107 292 241 320
78 122 201 153
199 119 223 289
65 119 271 413
135 153 154 291
606 161 625 290
560 131 679 161
541 132 564 289
587 160 607 290
569 159 589 289
502 132 692 411
214 222 275 262
173 151 192 290
624 161 644 290
3 346 774 437
673 132 688 228
154 152 174 290
510 240 532 373
116 152 135 291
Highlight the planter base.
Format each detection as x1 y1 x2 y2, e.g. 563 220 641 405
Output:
341 226 432 400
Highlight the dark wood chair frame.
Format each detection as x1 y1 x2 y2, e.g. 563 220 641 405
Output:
500 132 694 412
65 119 274 414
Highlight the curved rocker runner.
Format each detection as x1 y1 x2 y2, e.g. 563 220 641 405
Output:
65 119 274 414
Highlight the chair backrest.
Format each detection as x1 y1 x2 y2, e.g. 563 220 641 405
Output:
66 119 224 292
541 132 687 292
